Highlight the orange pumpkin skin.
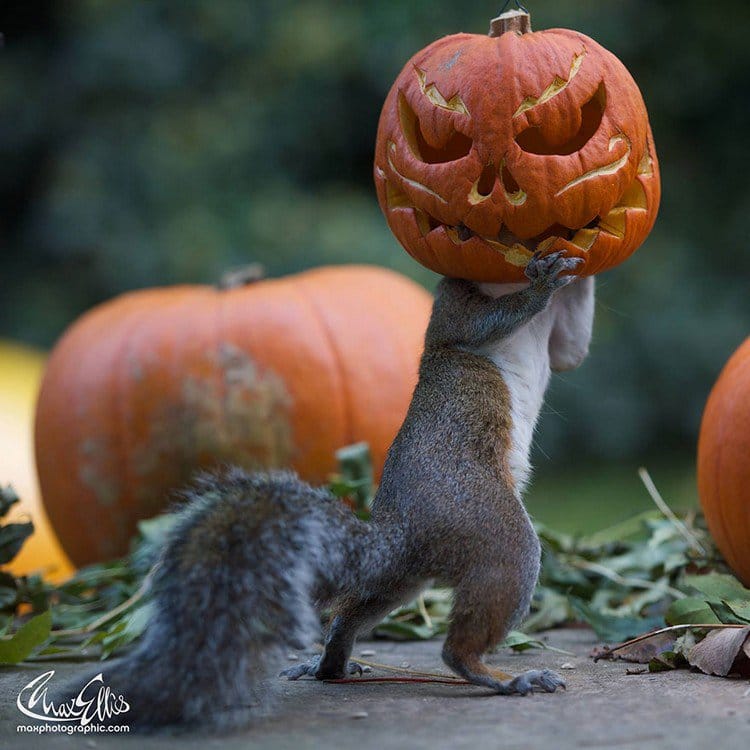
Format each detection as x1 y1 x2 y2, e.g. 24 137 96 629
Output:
35 266 431 565
698 338 750 586
374 26 660 282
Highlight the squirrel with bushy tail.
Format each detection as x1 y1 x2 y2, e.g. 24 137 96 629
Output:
60 250 594 731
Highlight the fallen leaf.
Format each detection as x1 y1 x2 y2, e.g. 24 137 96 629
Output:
649 651 681 672
665 597 720 626
708 601 750 625
603 631 677 664
0 610 52 664
683 573 750 602
687 627 750 676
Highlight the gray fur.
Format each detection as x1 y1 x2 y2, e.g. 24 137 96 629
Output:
60 252 594 731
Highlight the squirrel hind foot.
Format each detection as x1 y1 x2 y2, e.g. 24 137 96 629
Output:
495 668 567 696
280 656 363 681
443 644 565 696
461 666 566 696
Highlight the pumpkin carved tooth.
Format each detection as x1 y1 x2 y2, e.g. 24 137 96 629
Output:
570 227 600 251
481 239 533 267
456 223 474 241
384 177 412 210
638 148 654 176
598 209 626 239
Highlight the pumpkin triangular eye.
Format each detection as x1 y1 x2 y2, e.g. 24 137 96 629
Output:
398 93 473 164
515 82 606 155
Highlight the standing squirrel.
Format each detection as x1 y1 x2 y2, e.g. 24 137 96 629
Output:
62 251 594 731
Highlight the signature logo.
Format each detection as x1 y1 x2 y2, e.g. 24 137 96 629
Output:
17 671 130 726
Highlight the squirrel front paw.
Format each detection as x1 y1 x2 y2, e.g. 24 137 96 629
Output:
524 251 583 292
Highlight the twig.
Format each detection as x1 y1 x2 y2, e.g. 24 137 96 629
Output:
637 467 706 555
416 594 433 630
325 676 471 685
311 648 508 681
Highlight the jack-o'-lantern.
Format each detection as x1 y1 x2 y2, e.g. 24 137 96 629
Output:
374 9 660 282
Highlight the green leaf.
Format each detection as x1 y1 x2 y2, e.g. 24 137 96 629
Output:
648 650 681 672
726 600 750 623
0 522 34 565
524 587 571 632
569 597 663 642
0 585 18 610
333 442 373 514
501 631 543 652
499 630 574 655
373 620 436 640
0 610 52 664
665 597 721 626
682 573 750 602
708 601 750 625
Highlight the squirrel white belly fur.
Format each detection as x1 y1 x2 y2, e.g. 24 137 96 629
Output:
54 251 594 732
478 278 594 493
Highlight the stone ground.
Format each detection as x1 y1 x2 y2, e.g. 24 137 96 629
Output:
1 628 748 750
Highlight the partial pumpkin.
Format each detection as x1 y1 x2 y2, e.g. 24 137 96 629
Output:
0 341 74 581
35 265 431 565
697 338 750 587
374 10 660 282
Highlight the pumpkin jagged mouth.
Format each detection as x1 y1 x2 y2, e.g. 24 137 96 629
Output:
376 162 651 267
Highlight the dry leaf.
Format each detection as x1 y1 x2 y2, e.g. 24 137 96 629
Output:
687 627 750 676
592 632 676 664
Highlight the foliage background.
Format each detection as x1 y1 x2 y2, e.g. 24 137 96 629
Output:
1 0 749 521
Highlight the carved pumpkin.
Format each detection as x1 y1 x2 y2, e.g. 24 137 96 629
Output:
35 265 431 565
374 10 660 282
697 338 750 586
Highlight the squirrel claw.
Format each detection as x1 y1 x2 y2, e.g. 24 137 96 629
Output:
524 251 582 290
279 658 320 681
280 656 364 681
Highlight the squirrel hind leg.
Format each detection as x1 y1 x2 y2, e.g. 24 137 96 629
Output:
283 593 411 681
283 585 425 682
442 635 566 696
441 577 565 695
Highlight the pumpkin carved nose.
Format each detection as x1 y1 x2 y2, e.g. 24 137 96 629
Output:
468 162 526 207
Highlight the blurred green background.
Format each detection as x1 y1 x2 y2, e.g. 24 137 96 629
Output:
1 0 749 532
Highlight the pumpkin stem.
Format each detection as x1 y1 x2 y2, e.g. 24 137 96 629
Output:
489 9 532 37
217 264 266 289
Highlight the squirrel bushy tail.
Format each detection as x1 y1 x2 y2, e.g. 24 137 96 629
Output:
61 468 383 732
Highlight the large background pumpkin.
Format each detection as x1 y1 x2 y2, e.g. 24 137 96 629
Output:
0 341 74 581
374 10 660 282
35 265 431 565
697 337 750 586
